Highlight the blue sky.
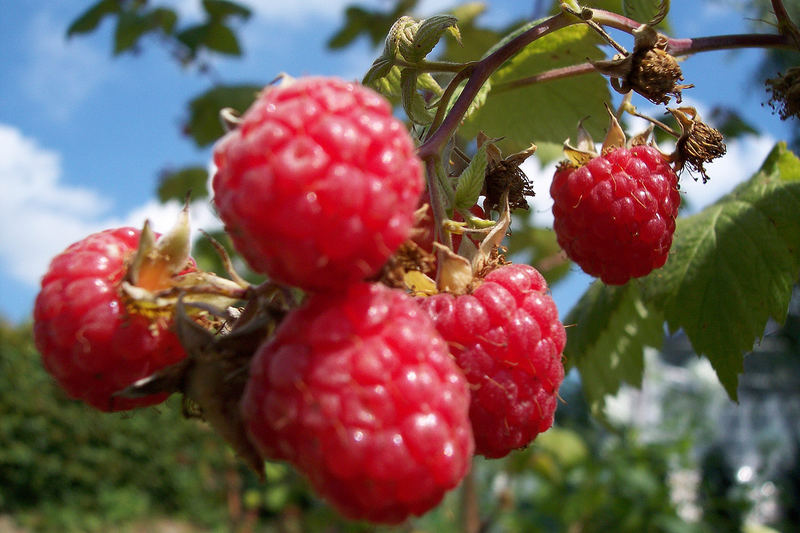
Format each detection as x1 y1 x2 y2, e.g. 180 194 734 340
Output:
0 1 793 324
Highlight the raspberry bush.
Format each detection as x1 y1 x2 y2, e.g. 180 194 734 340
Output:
40 0 800 527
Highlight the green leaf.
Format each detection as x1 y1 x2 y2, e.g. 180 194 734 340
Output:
186 84 261 147
400 69 434 125
454 144 488 210
328 6 373 49
460 24 610 152
113 12 150 55
565 282 665 414
158 166 210 203
445 78 491 123
363 56 395 87
400 15 459 63
177 22 242 56
202 22 242 55
366 64 403 100
623 0 667 25
66 0 121 37
112 8 177 55
202 0 252 21
642 143 800 399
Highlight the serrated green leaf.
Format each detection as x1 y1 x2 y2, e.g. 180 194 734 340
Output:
66 0 120 37
202 0 251 21
158 166 209 203
186 84 261 147
454 144 487 210
400 69 434 125
642 143 800 400
460 24 610 152
565 281 665 414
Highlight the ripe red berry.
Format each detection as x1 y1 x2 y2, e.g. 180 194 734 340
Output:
33 228 190 411
550 145 680 285
241 282 474 524
419 264 566 459
212 76 424 291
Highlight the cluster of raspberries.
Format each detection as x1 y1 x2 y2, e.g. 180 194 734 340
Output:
34 77 567 524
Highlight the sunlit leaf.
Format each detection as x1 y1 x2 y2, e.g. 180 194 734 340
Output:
454 144 487 210
642 143 800 399
623 0 667 25
460 24 610 152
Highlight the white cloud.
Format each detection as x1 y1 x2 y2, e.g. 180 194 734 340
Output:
174 0 459 25
0 124 220 289
20 11 113 121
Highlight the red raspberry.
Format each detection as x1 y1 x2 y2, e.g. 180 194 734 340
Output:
419 264 565 458
212 77 424 291
550 145 680 285
33 228 190 411
241 282 473 523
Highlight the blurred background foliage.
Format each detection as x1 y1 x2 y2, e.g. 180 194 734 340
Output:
3 0 800 531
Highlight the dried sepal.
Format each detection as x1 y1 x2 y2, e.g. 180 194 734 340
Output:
117 298 283 479
592 24 692 105
669 106 726 183
601 103 627 153
479 135 537 213
766 66 800 121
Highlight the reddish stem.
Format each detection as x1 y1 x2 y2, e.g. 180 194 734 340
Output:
418 11 575 160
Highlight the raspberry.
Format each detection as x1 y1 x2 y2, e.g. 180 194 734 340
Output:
241 282 474 523
550 145 680 285
33 228 190 411
212 77 424 291
419 264 566 458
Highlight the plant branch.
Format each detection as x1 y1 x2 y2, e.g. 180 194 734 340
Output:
771 0 800 49
395 58 472 73
667 32 795 55
418 10 576 160
492 32 796 95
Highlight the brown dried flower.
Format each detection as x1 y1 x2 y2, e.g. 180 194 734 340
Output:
478 133 537 213
670 107 726 183
766 66 800 121
592 25 693 105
